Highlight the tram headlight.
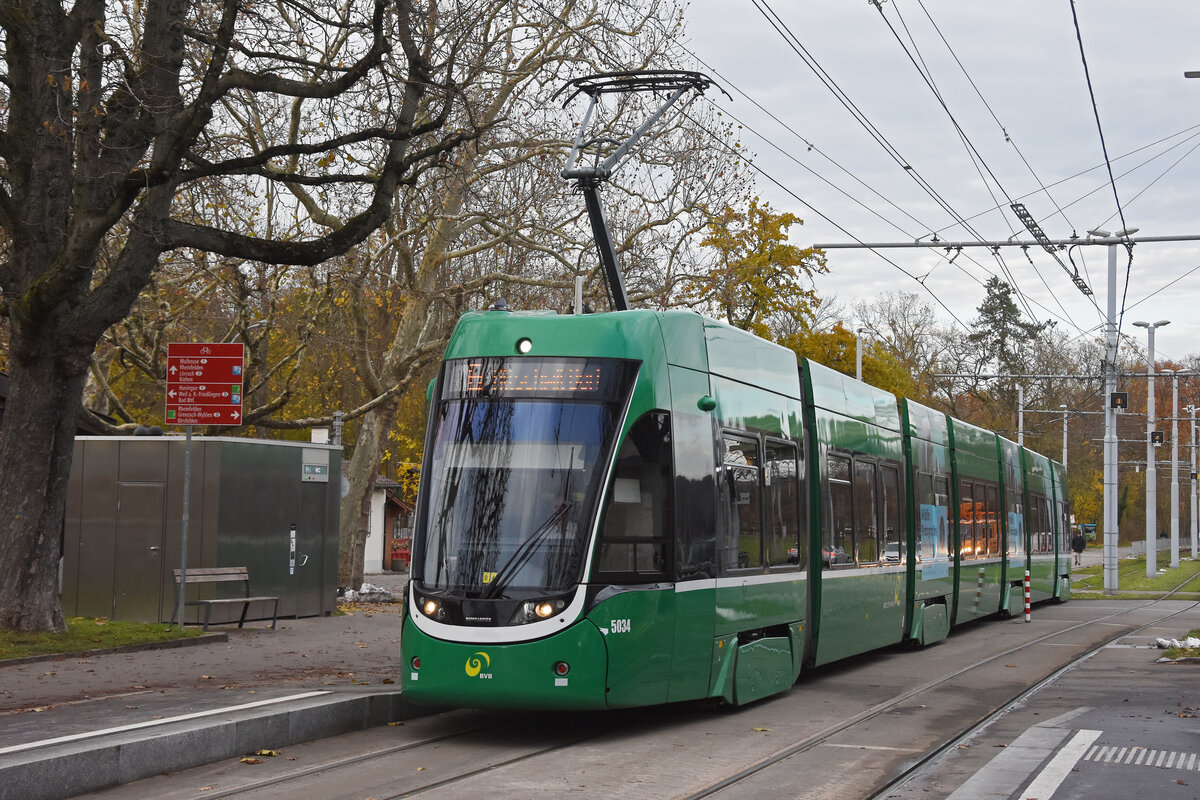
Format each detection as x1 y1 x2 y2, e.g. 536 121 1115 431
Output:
511 597 567 624
419 596 445 621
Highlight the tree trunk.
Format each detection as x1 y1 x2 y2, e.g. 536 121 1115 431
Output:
0 354 90 632
337 395 399 590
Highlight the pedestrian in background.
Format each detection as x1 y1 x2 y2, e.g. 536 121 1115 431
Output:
1071 528 1086 566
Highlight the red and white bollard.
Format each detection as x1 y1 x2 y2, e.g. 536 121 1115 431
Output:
1024 569 1032 623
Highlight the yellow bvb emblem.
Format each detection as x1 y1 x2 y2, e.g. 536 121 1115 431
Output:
465 651 491 677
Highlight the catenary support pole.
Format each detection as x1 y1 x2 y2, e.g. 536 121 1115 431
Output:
1103 244 1119 594
1192 405 1199 560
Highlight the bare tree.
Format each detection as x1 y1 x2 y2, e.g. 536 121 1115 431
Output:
0 0 467 631
325 1 750 591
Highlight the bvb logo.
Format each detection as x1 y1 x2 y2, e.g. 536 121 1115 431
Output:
465 651 491 677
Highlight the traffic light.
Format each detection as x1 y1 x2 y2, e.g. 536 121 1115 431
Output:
1110 392 1129 409
1151 430 1165 444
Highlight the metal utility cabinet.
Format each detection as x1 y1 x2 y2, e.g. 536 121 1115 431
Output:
63 436 341 624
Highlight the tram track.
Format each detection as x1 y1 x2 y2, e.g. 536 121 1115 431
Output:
87 597 1199 800
872 586 1200 800
682 594 1200 799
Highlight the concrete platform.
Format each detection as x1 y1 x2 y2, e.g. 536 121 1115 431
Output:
0 573 420 800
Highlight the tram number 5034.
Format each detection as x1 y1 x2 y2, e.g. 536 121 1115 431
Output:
609 619 632 634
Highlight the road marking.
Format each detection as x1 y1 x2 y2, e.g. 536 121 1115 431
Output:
1084 744 1200 771
946 727 1073 800
0 690 329 756
1020 729 1101 800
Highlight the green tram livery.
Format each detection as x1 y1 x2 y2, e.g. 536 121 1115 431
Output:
401 308 1072 710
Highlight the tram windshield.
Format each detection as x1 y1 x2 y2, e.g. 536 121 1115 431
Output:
417 356 637 599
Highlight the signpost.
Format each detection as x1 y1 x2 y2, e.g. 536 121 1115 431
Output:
166 342 245 425
166 343 245 627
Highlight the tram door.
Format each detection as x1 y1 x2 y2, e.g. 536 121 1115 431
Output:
593 411 676 707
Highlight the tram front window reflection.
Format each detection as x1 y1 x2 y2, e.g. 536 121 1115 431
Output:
418 357 637 599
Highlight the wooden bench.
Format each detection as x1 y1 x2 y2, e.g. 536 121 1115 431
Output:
170 567 279 631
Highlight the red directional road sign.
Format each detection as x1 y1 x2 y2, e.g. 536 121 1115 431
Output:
165 343 245 426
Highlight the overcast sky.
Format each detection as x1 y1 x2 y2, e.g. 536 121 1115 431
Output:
679 0 1200 366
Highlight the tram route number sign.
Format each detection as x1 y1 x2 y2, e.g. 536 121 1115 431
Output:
165 342 245 426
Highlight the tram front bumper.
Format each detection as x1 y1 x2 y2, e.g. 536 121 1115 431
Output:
400 616 609 710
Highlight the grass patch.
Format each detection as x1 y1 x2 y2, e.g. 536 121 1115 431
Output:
0 617 205 662
1071 554 1200 596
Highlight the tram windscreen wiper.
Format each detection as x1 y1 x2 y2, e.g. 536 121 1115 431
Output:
482 502 573 599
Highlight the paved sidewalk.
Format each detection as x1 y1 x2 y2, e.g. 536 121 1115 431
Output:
0 573 418 800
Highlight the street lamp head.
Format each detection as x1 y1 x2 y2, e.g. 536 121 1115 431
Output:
1155 319 1171 327
1133 320 1150 328
1087 228 1111 238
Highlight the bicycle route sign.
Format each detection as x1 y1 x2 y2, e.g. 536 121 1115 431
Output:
165 342 245 426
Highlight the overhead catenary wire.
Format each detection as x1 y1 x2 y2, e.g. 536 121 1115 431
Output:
1068 0 1135 339
678 28 1200 345
752 0 1087 339
871 0 1089 331
532 0 1199 359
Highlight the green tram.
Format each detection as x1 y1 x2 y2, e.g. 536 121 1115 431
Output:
401 308 1072 710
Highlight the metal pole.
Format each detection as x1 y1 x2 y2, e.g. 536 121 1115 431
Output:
1061 404 1069 469
176 424 192 628
1018 384 1024 446
1192 405 1199 560
1193 405 1199 560
855 328 864 381
1171 371 1180 568
1103 245 1119 594
1145 327 1158 579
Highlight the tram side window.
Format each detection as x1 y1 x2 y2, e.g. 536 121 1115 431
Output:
984 485 1001 557
1007 488 1026 556
597 412 671 577
959 480 977 559
934 476 950 559
880 464 901 563
827 454 853 566
1032 496 1051 554
854 460 880 563
917 472 934 562
765 440 803 568
1041 498 1053 554
723 435 762 570
1057 500 1070 553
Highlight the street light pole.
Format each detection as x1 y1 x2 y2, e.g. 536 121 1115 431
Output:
855 327 866 381
1061 404 1069 469
1018 384 1025 446
1171 370 1180 569
1133 319 1170 578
